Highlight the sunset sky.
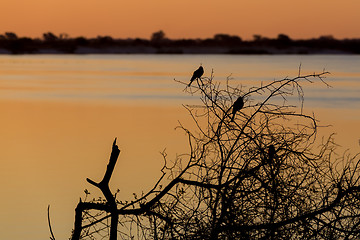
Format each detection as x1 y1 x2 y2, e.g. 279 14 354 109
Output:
1 0 360 40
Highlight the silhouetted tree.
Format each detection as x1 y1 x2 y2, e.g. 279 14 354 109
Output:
64 67 360 240
2 36 35 54
5 32 18 40
214 34 242 44
43 32 58 42
277 34 291 42
276 34 292 45
151 30 166 42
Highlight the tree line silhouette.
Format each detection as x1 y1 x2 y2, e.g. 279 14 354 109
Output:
1 30 360 54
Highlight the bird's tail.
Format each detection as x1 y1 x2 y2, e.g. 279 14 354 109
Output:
231 113 235 122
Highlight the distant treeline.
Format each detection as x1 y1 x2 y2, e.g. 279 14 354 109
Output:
1 30 360 54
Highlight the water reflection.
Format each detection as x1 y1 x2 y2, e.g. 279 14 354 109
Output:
0 54 360 108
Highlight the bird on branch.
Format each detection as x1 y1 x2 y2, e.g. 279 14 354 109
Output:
231 96 244 122
268 144 276 164
188 65 204 87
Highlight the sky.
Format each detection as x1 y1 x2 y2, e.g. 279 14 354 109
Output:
1 0 360 40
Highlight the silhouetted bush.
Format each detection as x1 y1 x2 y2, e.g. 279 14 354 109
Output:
66 69 360 240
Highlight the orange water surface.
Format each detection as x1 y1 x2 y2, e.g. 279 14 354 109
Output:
0 54 359 239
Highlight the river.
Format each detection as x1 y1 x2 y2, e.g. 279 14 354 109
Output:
0 54 359 239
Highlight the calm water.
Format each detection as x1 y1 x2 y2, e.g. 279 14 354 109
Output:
1 54 360 108
0 54 359 240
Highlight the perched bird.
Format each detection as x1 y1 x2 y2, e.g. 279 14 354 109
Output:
188 65 204 87
268 145 276 164
231 96 244 121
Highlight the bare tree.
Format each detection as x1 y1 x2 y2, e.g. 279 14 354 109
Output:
67 69 360 240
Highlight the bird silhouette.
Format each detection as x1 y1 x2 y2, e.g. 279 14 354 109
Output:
188 65 204 87
231 96 244 121
268 145 275 164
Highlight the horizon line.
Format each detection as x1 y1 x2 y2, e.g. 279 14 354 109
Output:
2 31 359 41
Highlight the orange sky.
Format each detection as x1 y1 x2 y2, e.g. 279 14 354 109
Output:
1 0 360 39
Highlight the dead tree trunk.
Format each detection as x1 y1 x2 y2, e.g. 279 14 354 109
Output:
71 138 120 240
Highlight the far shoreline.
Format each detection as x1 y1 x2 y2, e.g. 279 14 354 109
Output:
0 47 358 55
1 32 359 55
